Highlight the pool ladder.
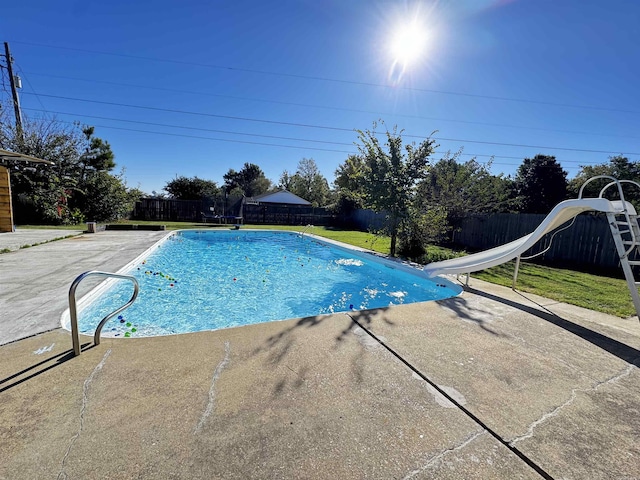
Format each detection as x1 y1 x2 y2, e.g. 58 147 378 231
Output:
68 271 140 356
298 224 314 238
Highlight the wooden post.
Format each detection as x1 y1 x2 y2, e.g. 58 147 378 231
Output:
4 43 24 144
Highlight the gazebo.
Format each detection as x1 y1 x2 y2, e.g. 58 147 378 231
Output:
0 148 53 232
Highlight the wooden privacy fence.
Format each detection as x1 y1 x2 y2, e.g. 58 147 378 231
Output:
452 212 635 270
132 198 204 222
242 204 333 225
132 198 334 225
132 196 243 222
343 209 388 231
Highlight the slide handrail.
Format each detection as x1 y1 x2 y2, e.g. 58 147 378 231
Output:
585 176 640 257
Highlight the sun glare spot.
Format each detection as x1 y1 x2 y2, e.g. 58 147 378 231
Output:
389 21 428 67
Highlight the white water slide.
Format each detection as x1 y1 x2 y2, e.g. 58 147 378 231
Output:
423 197 635 278
423 176 640 320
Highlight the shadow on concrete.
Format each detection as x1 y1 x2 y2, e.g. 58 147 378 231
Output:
254 307 394 359
0 342 92 394
252 308 394 397
335 306 395 341
435 296 505 337
467 286 640 365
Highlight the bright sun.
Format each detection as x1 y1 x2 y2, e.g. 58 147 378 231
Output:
389 21 428 67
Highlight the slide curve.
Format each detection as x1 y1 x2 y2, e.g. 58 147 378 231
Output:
423 198 634 278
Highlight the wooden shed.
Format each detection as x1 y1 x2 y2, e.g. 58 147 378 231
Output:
0 148 53 232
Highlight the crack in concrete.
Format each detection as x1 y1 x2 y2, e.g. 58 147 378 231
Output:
509 362 638 446
593 362 636 390
57 349 112 480
194 341 230 434
402 430 485 480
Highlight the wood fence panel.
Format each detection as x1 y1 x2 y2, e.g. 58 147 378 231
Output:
242 204 332 226
0 167 13 232
346 209 387 231
453 212 632 270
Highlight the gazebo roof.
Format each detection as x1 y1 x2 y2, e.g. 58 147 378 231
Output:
0 148 53 164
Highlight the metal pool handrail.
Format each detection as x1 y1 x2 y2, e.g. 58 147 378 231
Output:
68 271 140 356
298 224 314 238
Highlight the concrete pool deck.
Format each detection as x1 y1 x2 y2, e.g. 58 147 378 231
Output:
1 230 640 479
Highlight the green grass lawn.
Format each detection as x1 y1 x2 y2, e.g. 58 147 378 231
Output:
474 262 635 318
17 220 636 318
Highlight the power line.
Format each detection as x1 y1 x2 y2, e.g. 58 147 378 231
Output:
22 107 354 146
24 112 607 172
20 91 359 132
13 64 49 115
21 71 640 141
41 118 355 154
23 106 528 160
22 91 640 156
10 40 640 115
21 107 594 164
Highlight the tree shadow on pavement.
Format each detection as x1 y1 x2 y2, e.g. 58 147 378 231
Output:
250 307 395 397
435 296 506 337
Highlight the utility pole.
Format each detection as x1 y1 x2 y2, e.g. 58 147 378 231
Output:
3 42 24 144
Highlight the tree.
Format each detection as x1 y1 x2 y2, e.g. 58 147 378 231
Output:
163 176 218 200
223 162 271 197
1 114 81 223
514 154 568 214
81 170 142 222
70 126 123 218
78 126 116 179
0 111 137 224
332 154 367 214
569 156 640 205
277 170 294 191
417 154 515 222
356 123 436 256
288 158 331 207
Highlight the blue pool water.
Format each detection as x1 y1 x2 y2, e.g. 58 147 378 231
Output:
68 230 460 337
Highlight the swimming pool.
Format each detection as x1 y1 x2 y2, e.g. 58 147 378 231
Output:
63 230 461 337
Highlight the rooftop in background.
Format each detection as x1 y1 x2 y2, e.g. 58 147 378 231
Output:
248 190 312 206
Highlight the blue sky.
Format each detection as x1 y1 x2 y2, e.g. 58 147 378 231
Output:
2 0 639 195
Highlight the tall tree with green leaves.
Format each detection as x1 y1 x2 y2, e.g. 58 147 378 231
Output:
164 176 218 200
277 170 294 191
1 116 82 223
82 170 143 221
569 156 640 205
514 154 568 214
418 155 515 221
78 126 115 179
223 162 271 197
356 123 436 256
288 158 331 207
70 125 124 220
333 154 367 213
0 111 139 224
